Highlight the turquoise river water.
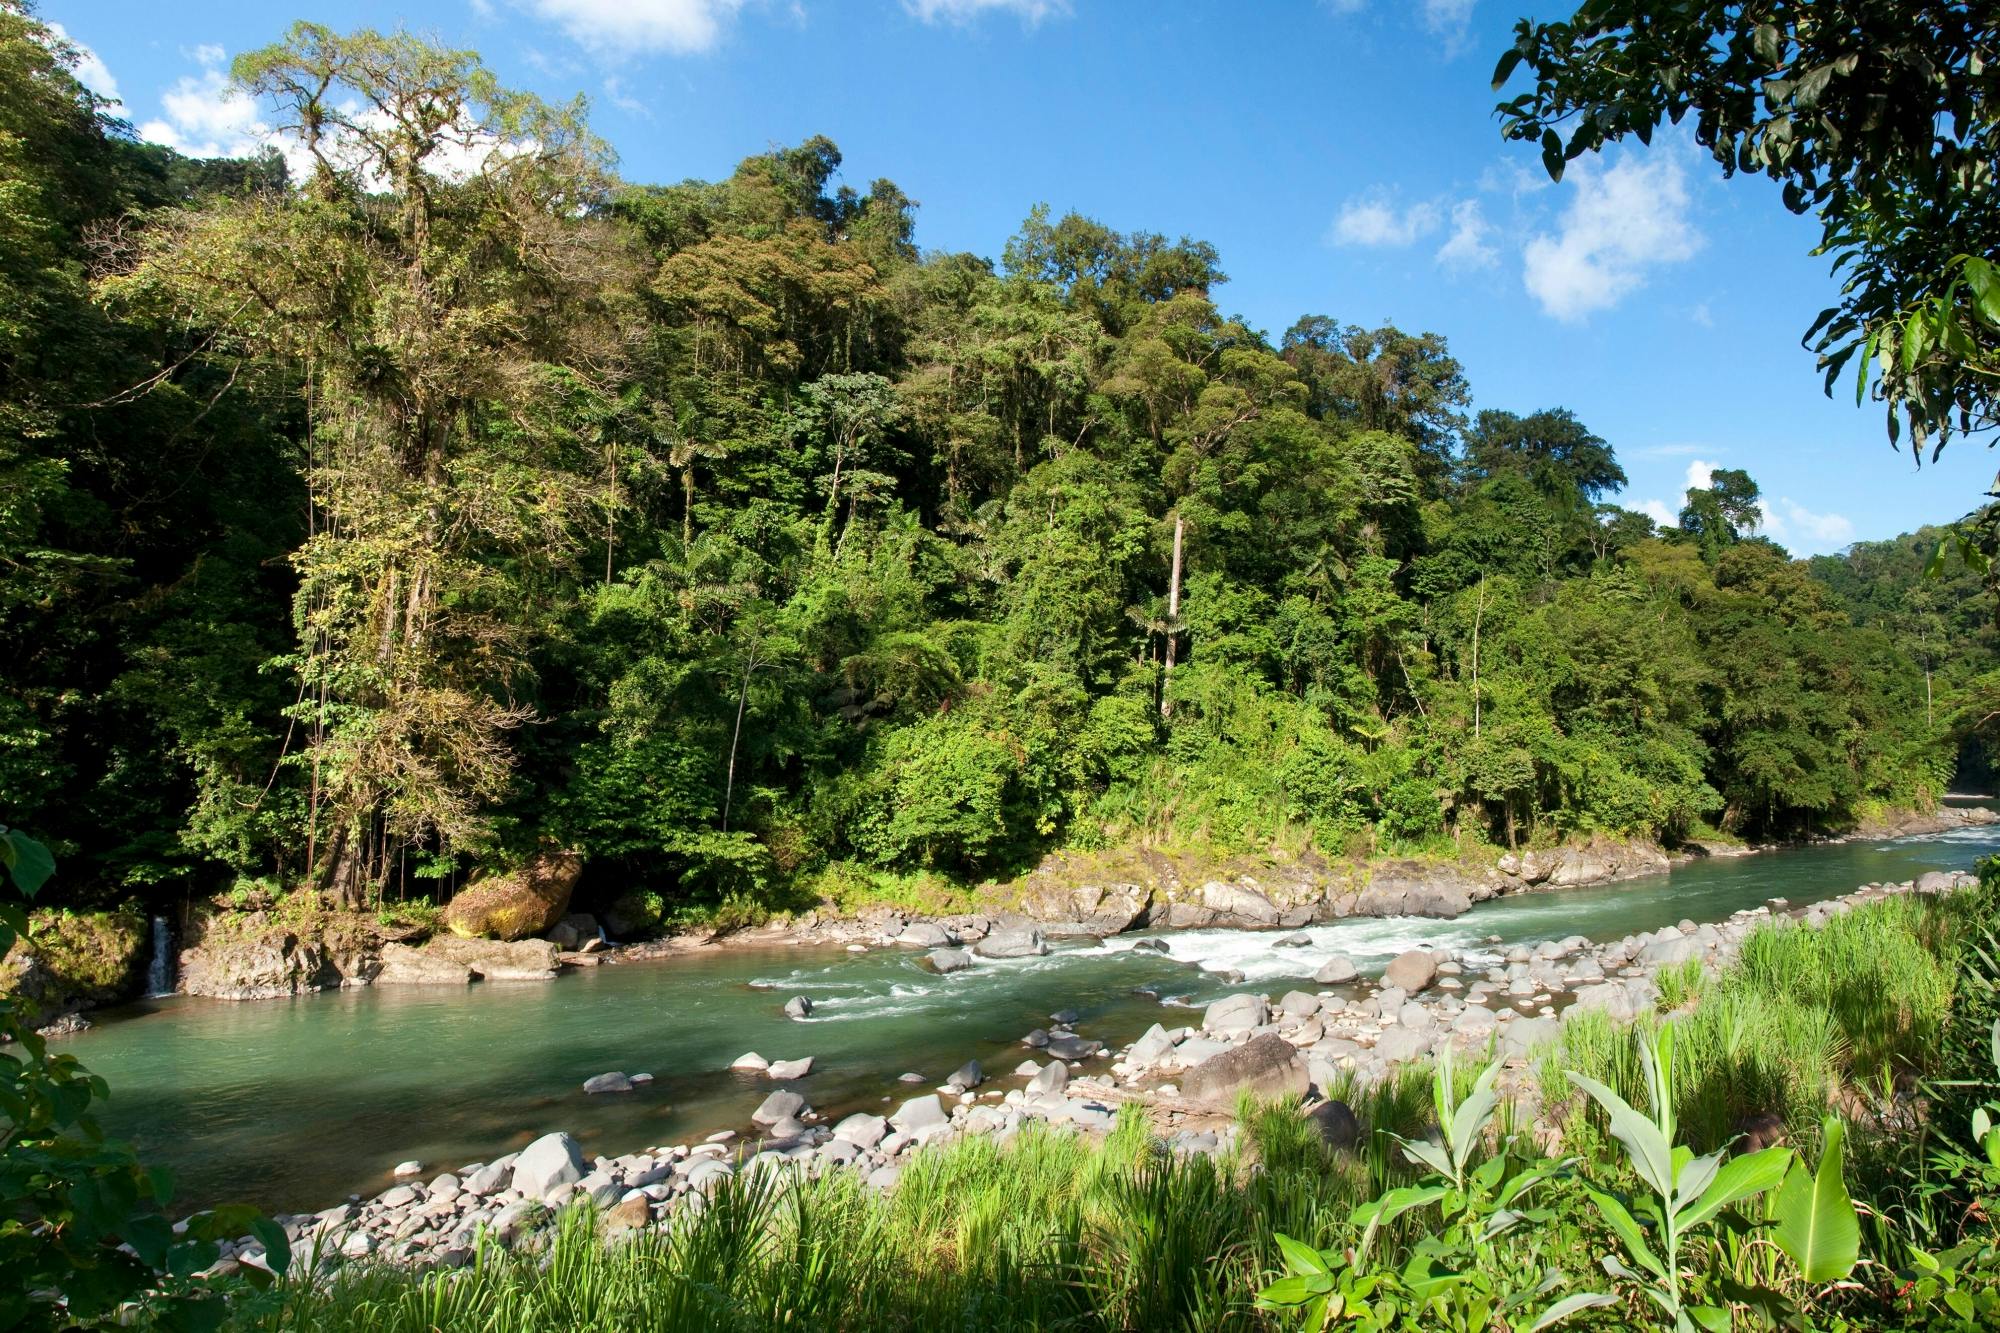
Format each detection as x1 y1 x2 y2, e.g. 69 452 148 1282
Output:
61 809 2000 1213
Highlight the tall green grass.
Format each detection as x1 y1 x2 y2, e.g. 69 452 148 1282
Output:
250 1093 1446 1333
1544 892 1970 1162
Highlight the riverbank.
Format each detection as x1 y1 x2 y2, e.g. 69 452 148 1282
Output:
194 860 1984 1278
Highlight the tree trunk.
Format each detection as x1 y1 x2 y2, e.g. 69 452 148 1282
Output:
1162 511 1184 719
723 660 751 833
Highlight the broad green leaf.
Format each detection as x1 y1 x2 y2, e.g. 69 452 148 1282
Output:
1584 1185 1665 1279
1568 1071 1673 1198
1275 1232 1332 1278
1679 1146 1792 1232
1674 1147 1722 1213
1771 1118 1859 1283
0 830 54 896
1528 1292 1617 1331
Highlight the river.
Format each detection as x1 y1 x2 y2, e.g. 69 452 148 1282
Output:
62 811 2000 1214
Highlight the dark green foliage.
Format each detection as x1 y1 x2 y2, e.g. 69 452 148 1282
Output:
0 5 1988 931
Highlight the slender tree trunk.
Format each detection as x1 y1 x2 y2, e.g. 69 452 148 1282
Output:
1472 573 1485 740
1162 511 1184 719
723 659 752 833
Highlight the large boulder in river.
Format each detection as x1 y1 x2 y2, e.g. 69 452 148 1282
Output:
1382 950 1438 994
512 1132 587 1200
374 941 474 986
425 935 560 981
1179 1033 1308 1108
442 851 583 941
976 927 1049 959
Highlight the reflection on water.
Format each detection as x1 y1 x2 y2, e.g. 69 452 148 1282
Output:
69 813 2000 1213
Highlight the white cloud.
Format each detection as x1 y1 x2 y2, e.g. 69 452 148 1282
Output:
1638 499 1678 527
46 23 120 103
1435 199 1497 270
521 0 747 54
1684 458 1715 492
1422 0 1477 51
1689 301 1714 328
1759 498 1855 554
905 0 1071 21
603 77 648 116
1330 191 1440 248
138 46 288 164
1521 150 1703 321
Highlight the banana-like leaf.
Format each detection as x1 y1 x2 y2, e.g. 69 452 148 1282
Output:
1353 1183 1447 1255
1568 1071 1673 1198
1274 1232 1332 1278
1527 1292 1617 1331
1584 1185 1666 1280
1771 1118 1859 1283
1678 1145 1791 1232
1674 1148 1722 1213
1447 1057 1504 1175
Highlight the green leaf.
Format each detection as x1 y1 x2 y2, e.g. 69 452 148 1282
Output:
1772 1118 1860 1283
0 830 55 897
1274 1232 1331 1278
1678 1146 1792 1232
1528 1292 1617 1331
250 1216 293 1276
1491 48 1524 90
1584 1185 1666 1280
1567 1070 1673 1198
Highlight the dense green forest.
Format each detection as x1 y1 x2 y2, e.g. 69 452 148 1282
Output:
3 8 1992 920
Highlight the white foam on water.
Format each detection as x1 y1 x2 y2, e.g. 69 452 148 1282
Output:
1081 915 1494 985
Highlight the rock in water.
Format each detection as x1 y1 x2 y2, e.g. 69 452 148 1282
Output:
441 850 584 941
511 1132 587 1200
1027 1061 1069 1098
1382 950 1438 994
765 1058 814 1080
975 927 1049 959
374 942 475 986
730 1052 769 1071
784 995 814 1019
945 1060 984 1092
1178 1033 1308 1108
423 936 561 981
582 1072 634 1094
926 948 973 974
1314 955 1359 984
1307 1100 1360 1150
752 1091 806 1126
896 922 952 948
833 1113 889 1149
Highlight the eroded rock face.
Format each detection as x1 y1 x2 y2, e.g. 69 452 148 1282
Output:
176 921 378 1000
423 936 560 982
1013 882 1154 935
441 851 584 941
374 942 473 986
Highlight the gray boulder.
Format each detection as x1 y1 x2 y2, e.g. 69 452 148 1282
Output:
926 948 973 974
1127 1023 1175 1065
582 1072 634 1094
976 927 1049 959
1278 990 1321 1019
890 1094 947 1133
765 1057 814 1080
1202 992 1271 1034
1638 936 1702 967
896 922 953 948
1373 1028 1431 1064
752 1091 806 1126
1383 950 1438 994
833 1113 889 1149
783 995 814 1019
511 1132 586 1200
1314 956 1359 984
1045 1035 1102 1060
945 1059 984 1092
1178 1033 1308 1108
1307 1099 1360 1150
1027 1060 1070 1098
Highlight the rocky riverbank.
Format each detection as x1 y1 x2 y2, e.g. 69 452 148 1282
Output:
58 804 1998 1016
194 863 1983 1279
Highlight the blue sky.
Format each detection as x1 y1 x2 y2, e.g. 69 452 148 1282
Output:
43 0 1998 554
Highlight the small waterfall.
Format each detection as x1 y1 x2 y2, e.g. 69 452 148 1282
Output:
145 915 174 997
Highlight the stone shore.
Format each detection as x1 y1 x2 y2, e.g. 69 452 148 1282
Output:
196 865 1982 1279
